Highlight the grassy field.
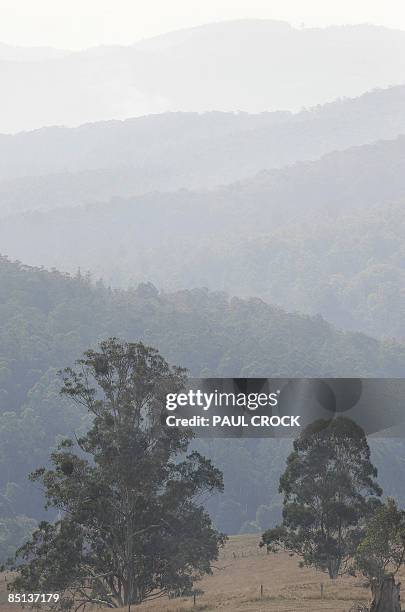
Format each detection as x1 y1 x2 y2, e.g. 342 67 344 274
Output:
0 533 394 611
130 534 372 612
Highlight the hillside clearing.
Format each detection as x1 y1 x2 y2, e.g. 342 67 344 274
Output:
1 533 392 611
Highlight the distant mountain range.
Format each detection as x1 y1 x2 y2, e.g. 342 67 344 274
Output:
0 42 69 61
2 84 405 215
2 20 405 132
1 133 405 338
2 19 405 545
1 35 405 340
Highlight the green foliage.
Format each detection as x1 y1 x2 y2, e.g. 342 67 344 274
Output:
12 339 225 608
355 498 405 582
1 258 405 544
261 418 382 579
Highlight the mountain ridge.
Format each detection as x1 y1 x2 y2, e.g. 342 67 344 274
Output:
2 20 405 132
2 84 405 216
1 133 404 337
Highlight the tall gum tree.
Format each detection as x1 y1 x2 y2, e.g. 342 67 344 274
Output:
11 338 225 609
261 417 382 579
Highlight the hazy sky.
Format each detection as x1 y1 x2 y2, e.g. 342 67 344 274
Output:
2 0 405 49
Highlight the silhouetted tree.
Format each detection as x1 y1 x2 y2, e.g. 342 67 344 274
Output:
261 417 382 578
11 339 225 609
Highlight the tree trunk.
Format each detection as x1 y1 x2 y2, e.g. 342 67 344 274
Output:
327 557 340 579
370 575 401 612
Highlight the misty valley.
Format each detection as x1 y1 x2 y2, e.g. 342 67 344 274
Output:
1 14 405 612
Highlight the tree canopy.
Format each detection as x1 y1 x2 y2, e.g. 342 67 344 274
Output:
261 417 382 578
355 498 405 583
1 257 405 558
12 339 225 608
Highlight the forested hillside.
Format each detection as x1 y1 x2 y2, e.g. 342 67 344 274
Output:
3 10 405 611
3 84 405 215
2 136 405 337
199 202 405 338
1 256 405 560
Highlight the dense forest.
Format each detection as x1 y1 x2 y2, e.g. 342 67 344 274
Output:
1 135 405 338
1 256 405 562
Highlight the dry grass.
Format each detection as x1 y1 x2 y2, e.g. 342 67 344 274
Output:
2 533 403 611
127 534 372 611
